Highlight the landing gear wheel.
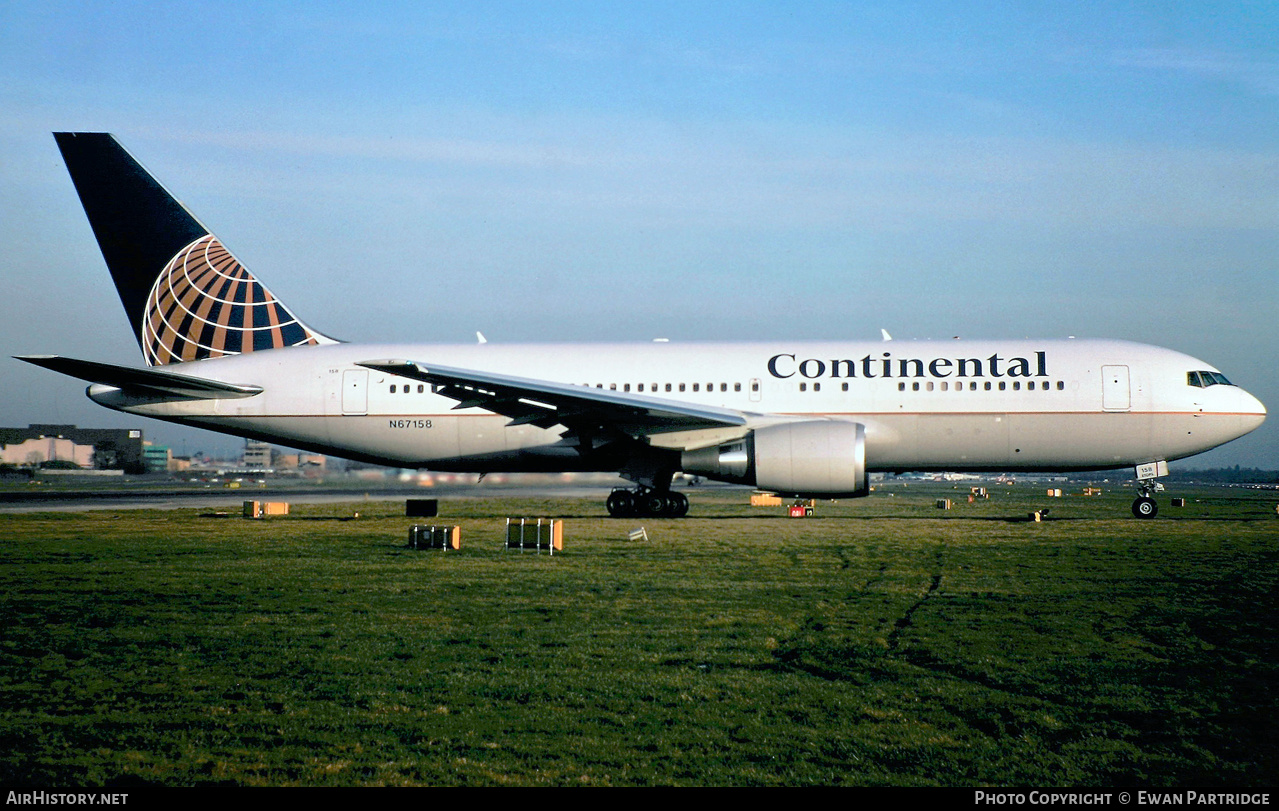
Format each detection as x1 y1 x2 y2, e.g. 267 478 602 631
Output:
606 489 635 518
606 488 690 518
1132 496 1158 519
643 491 669 516
668 492 689 517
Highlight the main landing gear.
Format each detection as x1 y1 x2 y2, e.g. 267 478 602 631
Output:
606 487 690 518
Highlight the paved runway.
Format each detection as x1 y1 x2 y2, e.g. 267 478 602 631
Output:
0 480 634 513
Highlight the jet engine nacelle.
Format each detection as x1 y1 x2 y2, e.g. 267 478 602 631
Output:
680 420 868 498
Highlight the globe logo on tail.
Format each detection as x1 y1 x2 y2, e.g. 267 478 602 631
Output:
142 235 322 366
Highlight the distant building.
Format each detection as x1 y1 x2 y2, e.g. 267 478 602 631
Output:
142 442 172 473
243 441 273 470
0 424 145 473
1 436 92 468
300 453 326 469
273 453 327 470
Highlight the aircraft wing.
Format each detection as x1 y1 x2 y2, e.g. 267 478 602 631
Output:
357 358 749 435
15 355 263 400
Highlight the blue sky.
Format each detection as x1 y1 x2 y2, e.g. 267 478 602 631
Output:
1 1 1276 467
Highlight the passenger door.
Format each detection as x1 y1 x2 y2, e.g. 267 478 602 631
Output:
342 369 369 415
1102 365 1130 412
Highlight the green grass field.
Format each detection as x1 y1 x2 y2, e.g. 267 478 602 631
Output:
1 483 1276 786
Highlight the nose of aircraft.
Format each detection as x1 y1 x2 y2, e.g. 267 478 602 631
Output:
1238 387 1267 435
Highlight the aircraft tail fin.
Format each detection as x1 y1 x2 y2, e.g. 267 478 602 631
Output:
53 132 335 367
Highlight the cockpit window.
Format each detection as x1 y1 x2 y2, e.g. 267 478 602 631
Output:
1188 370 1233 388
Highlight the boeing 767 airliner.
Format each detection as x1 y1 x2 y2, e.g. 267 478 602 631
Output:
17 133 1266 518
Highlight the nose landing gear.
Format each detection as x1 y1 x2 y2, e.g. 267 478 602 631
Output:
1131 491 1159 519
1130 461 1169 519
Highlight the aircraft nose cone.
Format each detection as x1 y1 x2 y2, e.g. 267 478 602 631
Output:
1238 388 1266 433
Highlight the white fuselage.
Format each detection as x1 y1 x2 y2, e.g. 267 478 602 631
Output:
88 338 1266 474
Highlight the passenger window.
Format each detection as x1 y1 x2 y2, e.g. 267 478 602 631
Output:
390 385 397 393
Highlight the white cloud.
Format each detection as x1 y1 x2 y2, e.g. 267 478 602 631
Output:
1111 46 1279 96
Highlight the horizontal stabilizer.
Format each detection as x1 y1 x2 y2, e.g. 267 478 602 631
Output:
358 358 748 435
15 355 263 400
